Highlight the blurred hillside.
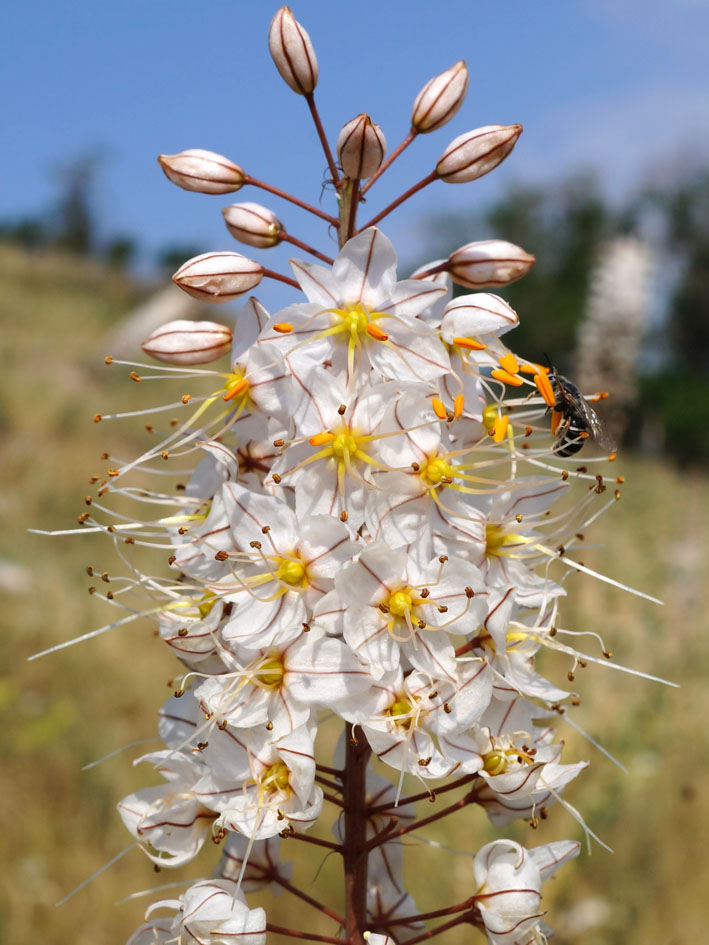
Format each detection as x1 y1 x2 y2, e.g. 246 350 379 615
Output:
1 244 708 945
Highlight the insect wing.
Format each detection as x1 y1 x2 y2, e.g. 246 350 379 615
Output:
575 396 616 451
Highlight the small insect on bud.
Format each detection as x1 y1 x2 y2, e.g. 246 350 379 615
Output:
141 320 233 365
268 6 318 95
447 240 535 289
336 113 387 179
223 202 285 249
411 60 468 133
436 124 522 183
172 252 263 303
157 149 244 194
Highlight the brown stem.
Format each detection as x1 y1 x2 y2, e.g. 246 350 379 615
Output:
305 92 341 188
283 232 334 265
371 898 474 927
358 171 437 231
320 790 346 809
367 773 477 813
315 774 344 793
245 174 339 227
266 923 348 945
346 178 360 241
287 832 341 853
343 723 371 945
366 792 474 849
261 267 300 289
274 875 346 926
360 128 417 195
402 912 475 944
316 763 344 777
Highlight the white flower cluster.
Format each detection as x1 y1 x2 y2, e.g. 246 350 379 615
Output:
63 8 646 945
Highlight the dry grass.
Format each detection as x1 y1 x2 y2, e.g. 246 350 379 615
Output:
1 244 707 945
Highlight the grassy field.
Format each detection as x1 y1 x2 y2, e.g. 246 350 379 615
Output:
1 243 707 945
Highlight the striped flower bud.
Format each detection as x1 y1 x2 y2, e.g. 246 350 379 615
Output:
447 240 535 288
172 252 263 303
223 203 285 249
411 60 468 133
336 114 387 180
268 7 318 95
436 124 522 183
141 320 233 365
157 149 244 195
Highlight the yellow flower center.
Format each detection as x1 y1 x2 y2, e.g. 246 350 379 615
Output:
421 455 453 486
388 589 414 617
389 698 414 729
258 655 284 689
485 524 528 557
275 557 307 586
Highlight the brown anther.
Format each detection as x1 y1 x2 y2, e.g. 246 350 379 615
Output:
93 413 102 423
561 470 569 480
608 451 618 461
579 659 587 668
616 475 625 484
615 489 621 500
418 757 432 767
524 425 533 437
411 462 420 471
177 628 189 637
181 394 192 404
439 555 448 563
464 586 475 598
576 465 588 473
107 468 119 477
130 371 141 382
104 356 113 364
446 411 455 422
515 513 523 523
101 572 110 583
100 452 109 460
575 532 585 540
77 513 90 524
106 524 114 532
273 438 285 447
420 587 430 598
124 536 135 545
272 473 282 484
161 450 169 460
88 586 96 594
170 419 179 427
266 720 274 731
301 622 311 632
340 510 348 522
176 484 185 491
197 741 208 750
428 690 438 699
214 550 229 561
529 817 539 829
154 864 161 872
417 619 427 629
603 650 612 659
337 404 347 415
549 626 557 636
595 481 607 495
571 697 580 706
168 555 176 565
540 807 549 819
174 689 185 698
350 733 359 746
84 496 92 505
378 603 391 614
567 671 575 681
218 720 227 730
443 703 452 714
557 545 565 556
249 540 262 550
86 566 94 576
437 605 448 613
145 424 154 433
178 526 188 535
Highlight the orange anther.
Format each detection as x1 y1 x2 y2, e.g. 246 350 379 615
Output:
498 352 520 375
432 397 447 419
491 368 524 387
534 370 556 407
492 415 509 442
452 336 486 351
550 410 563 435
520 361 549 376
273 323 294 334
454 394 464 418
609 452 618 462
309 432 335 446
366 324 389 342
222 378 249 402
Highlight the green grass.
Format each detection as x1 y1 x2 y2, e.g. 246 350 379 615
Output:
1 244 707 945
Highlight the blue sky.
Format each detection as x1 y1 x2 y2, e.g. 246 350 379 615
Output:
4 0 709 293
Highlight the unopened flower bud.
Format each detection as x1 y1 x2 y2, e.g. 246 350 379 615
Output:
172 252 263 303
336 114 387 180
436 125 522 183
268 7 318 95
447 240 535 288
157 149 244 195
411 60 468 133
141 320 233 365
223 203 285 248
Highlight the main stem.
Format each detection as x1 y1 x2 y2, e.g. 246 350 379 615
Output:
342 723 371 944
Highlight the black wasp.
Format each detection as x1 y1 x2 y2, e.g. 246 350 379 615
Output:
547 369 616 457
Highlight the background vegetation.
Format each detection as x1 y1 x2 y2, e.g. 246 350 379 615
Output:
1 171 708 944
